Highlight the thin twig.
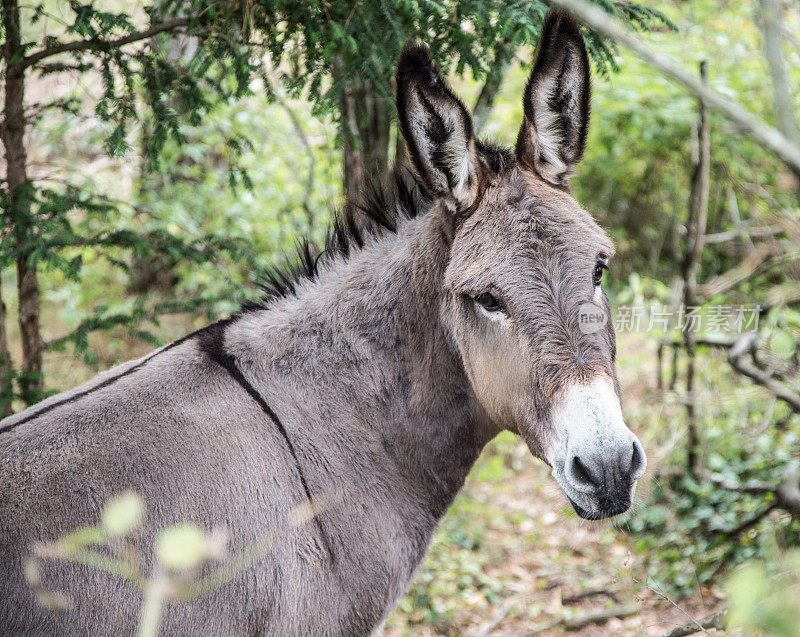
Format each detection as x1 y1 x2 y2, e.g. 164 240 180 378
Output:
16 18 192 72
469 594 521 637
719 503 777 538
562 587 620 604
661 609 727 637
638 578 713 637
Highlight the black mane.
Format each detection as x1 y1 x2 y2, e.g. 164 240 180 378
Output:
242 169 426 311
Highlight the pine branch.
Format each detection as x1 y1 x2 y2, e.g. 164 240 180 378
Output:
15 17 191 72
43 297 226 352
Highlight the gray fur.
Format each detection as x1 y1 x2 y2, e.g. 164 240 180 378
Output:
0 12 644 636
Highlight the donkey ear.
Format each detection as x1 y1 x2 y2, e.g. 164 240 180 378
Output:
516 10 590 187
395 42 480 209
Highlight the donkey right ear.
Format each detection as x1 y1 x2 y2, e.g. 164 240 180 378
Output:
395 43 480 210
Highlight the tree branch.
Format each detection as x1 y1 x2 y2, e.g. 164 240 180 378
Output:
16 17 191 72
43 299 221 350
549 0 800 174
697 248 796 301
757 0 800 149
728 333 800 413
661 609 727 637
707 473 774 495
562 587 620 604
682 61 710 475
263 70 316 228
528 604 641 634
562 604 640 630
702 225 781 244
723 502 778 538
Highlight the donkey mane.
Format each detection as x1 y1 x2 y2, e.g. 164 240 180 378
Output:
243 171 423 311
248 141 513 311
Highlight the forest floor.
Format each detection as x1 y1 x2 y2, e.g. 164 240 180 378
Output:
385 437 731 636
385 332 736 636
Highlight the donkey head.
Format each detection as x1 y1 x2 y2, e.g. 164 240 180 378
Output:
396 11 646 520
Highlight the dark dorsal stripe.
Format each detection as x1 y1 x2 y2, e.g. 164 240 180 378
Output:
0 325 214 436
197 322 335 563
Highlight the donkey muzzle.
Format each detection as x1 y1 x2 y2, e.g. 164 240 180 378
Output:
546 377 647 520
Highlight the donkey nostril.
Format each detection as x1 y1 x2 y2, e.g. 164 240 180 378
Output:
628 441 646 481
570 455 600 489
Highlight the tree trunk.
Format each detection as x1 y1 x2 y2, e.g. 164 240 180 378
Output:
341 78 391 201
682 61 710 476
130 29 194 294
3 0 43 406
757 0 800 148
757 0 800 187
473 41 512 137
0 279 13 416
472 72 505 137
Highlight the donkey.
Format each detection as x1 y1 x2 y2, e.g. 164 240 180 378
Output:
0 11 646 636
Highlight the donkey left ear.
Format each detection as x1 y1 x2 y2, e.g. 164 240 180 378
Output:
516 10 590 188
395 42 481 210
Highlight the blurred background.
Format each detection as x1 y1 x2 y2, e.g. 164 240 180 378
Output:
2 0 800 634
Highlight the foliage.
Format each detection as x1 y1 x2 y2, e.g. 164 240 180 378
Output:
623 309 800 596
586 0 800 605
254 0 672 119
575 0 800 282
28 87 339 385
726 548 800 637
629 466 800 596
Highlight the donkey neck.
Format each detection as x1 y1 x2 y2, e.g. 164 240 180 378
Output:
224 209 492 519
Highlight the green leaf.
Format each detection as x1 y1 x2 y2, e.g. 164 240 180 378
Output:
771 329 796 358
58 525 106 551
156 524 208 570
101 491 144 537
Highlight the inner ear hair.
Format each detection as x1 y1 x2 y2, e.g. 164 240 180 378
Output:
516 10 590 188
395 42 481 209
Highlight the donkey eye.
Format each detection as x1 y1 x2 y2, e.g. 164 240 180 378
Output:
474 292 506 314
593 261 608 286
